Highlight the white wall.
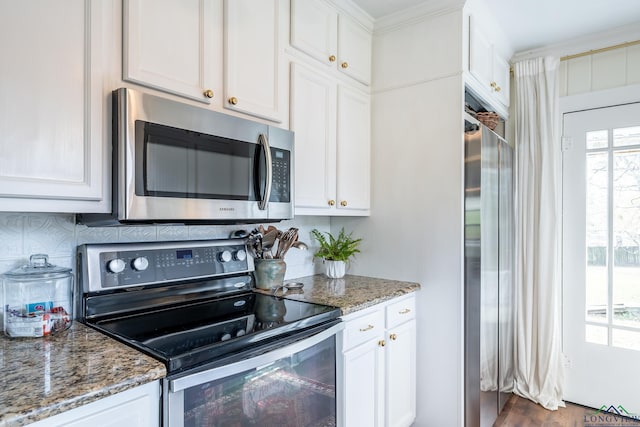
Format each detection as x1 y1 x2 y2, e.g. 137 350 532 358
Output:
559 43 640 96
334 8 466 426
0 213 329 298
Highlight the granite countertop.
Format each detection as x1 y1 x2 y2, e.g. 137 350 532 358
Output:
0 322 166 427
258 274 420 315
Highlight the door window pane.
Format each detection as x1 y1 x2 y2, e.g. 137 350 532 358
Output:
613 126 640 148
586 130 608 149
612 328 640 351
586 152 609 322
586 324 608 345
612 149 640 327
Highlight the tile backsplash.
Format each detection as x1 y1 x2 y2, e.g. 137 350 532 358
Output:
0 213 328 283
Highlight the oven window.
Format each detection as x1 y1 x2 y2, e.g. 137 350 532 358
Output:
135 121 261 201
181 335 336 427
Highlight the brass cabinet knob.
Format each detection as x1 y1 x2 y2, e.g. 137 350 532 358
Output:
495 86 502 92
359 324 374 332
378 340 386 347
490 81 497 88
329 55 336 62
341 61 349 69
340 200 347 207
203 89 214 99
228 96 238 105
390 333 398 341
328 199 336 206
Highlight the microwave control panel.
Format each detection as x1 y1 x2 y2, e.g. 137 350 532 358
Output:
270 148 291 203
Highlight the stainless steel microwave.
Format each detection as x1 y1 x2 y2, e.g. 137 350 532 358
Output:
80 88 294 226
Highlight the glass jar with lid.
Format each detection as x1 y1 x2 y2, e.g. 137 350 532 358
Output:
2 254 73 338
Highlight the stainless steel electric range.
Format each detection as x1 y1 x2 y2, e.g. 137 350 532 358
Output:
78 239 342 427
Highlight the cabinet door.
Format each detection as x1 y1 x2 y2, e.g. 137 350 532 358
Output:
27 381 160 427
0 0 106 212
492 52 511 108
224 0 284 122
290 0 337 67
386 319 417 427
468 16 493 90
291 63 336 212
343 338 385 427
123 0 221 104
336 85 370 212
337 14 372 85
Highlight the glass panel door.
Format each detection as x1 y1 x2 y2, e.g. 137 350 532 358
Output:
563 102 640 411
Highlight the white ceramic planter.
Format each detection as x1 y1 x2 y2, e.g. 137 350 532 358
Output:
324 260 346 279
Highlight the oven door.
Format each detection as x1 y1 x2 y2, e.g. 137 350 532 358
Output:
164 323 342 427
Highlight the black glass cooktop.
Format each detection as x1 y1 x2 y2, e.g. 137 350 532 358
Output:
90 291 340 373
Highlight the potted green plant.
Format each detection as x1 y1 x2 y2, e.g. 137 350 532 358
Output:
310 228 362 278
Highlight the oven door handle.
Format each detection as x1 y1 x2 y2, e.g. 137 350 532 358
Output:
257 133 272 211
169 322 343 393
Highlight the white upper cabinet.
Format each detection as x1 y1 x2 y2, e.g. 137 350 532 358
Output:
123 0 221 105
336 85 370 212
224 0 286 122
291 63 370 216
290 0 338 67
337 13 372 85
467 14 511 116
290 0 372 86
0 0 108 213
290 63 337 212
123 0 286 123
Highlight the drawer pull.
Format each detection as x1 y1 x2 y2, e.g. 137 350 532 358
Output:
390 333 398 341
399 308 411 314
359 324 374 332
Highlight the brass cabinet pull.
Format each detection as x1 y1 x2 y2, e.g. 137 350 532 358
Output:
359 324 374 332
399 308 411 314
495 86 502 92
378 340 386 347
490 81 497 88
390 333 398 341
341 61 349 69
203 89 214 99
340 200 348 207
329 55 336 62
228 96 238 105
328 199 336 206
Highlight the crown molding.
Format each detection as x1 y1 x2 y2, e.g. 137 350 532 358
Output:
327 0 375 30
373 0 465 34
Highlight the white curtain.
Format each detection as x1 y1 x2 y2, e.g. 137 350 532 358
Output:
512 56 565 410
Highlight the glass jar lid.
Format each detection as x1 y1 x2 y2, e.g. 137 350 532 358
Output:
3 254 72 278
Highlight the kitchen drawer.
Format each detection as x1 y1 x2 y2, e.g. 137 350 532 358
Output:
342 309 384 350
386 296 416 329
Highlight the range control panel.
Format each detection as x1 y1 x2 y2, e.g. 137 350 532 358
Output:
79 239 253 292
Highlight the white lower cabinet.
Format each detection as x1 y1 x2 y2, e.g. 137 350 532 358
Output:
338 295 416 427
27 381 160 427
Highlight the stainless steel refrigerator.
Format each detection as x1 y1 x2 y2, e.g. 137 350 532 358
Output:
464 115 515 427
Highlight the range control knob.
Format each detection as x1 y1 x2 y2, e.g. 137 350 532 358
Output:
221 333 232 341
234 249 247 261
219 250 232 263
132 257 149 271
107 258 126 274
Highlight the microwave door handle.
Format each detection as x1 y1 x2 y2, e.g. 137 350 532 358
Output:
258 133 272 211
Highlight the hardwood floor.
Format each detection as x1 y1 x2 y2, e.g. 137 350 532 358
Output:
494 394 640 427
